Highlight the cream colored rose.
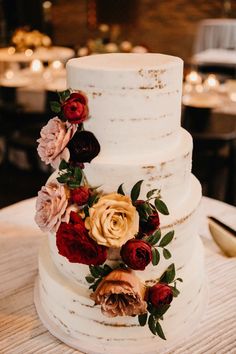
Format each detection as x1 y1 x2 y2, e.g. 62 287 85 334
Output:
85 193 139 248
91 269 147 317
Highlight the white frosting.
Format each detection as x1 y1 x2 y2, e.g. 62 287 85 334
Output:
37 235 206 353
67 53 183 155
36 53 206 352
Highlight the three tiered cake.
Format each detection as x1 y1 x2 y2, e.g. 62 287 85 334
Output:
34 53 206 354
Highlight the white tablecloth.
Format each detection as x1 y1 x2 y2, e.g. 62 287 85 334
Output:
194 19 236 54
0 197 236 353
192 48 236 67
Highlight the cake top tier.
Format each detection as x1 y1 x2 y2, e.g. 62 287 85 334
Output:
67 53 183 90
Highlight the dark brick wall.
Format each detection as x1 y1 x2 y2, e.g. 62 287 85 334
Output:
52 0 236 61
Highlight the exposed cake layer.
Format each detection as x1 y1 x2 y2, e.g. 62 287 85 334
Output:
67 53 183 156
37 235 206 354
48 175 201 288
85 128 192 208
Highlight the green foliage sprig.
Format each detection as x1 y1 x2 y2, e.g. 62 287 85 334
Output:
57 159 84 188
138 263 182 339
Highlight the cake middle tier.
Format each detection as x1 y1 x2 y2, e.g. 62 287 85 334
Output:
85 127 192 208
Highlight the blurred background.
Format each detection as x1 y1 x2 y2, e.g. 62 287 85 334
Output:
0 0 236 207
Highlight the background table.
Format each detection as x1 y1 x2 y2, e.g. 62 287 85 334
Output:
0 197 236 354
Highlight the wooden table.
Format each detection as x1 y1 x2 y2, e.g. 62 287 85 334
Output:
0 197 236 354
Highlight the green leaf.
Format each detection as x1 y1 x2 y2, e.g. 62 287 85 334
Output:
117 183 125 195
59 159 69 170
50 100 61 113
163 248 172 259
171 286 180 297
156 304 170 317
84 205 89 217
146 229 161 246
176 277 183 282
138 313 148 327
89 266 102 278
74 167 82 183
58 89 71 103
155 198 169 215
146 189 158 199
88 194 99 207
130 180 143 203
89 277 102 291
57 175 67 183
159 231 174 247
85 276 95 284
103 264 113 275
151 248 160 266
160 263 176 284
155 321 166 340
67 182 81 189
148 315 157 335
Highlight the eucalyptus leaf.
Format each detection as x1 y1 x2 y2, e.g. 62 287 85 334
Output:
155 321 166 340
138 313 148 327
155 304 170 317
151 248 160 266
154 198 169 215
148 315 157 335
163 248 172 259
160 263 175 284
176 277 183 282
50 100 61 113
130 180 143 203
159 231 174 247
117 183 125 195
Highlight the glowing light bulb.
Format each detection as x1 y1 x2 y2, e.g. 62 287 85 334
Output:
51 60 63 70
30 59 43 73
8 47 16 55
25 49 33 57
185 71 202 85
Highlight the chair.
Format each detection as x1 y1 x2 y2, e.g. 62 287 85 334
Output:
182 106 236 205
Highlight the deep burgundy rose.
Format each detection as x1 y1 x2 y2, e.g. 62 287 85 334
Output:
68 130 100 163
62 92 88 124
148 283 173 307
121 239 152 270
70 186 90 206
56 211 107 265
140 212 160 236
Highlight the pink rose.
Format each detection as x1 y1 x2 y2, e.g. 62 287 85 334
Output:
37 117 77 169
35 179 68 233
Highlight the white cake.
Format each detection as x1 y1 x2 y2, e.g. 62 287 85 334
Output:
34 53 206 354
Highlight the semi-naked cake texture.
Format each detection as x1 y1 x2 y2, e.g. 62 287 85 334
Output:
35 53 206 354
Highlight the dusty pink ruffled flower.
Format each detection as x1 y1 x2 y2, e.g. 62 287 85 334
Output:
35 179 69 233
37 117 77 168
91 269 147 317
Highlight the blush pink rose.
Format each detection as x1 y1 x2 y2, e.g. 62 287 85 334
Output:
35 179 68 233
37 117 77 169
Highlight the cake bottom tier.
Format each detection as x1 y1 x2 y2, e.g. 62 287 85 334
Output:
35 236 207 354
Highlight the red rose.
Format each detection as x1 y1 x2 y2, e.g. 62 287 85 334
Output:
140 212 160 236
148 283 173 307
70 186 90 205
56 211 107 265
62 92 88 124
121 239 152 270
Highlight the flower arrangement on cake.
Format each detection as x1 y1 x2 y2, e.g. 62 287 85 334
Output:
35 89 182 339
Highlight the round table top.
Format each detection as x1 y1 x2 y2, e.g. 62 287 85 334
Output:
0 46 74 63
0 197 236 354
